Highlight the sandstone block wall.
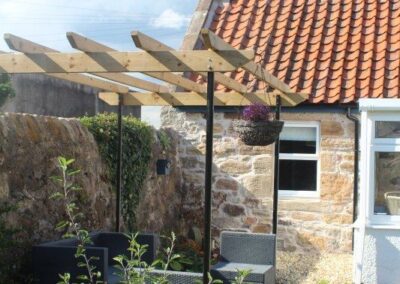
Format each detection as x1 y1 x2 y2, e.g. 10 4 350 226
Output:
161 107 355 252
0 113 115 246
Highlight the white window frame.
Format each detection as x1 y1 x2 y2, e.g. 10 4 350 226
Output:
365 112 400 225
278 121 321 198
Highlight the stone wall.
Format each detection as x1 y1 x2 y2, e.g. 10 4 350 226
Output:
0 113 115 246
161 107 355 252
0 112 184 240
136 128 184 234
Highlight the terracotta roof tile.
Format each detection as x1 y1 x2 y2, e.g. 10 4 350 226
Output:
203 0 400 103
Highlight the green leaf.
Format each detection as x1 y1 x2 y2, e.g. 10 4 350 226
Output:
50 192 63 200
67 169 81 176
76 274 89 280
169 260 183 271
55 220 69 230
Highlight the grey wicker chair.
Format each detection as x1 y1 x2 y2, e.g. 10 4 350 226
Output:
211 231 276 284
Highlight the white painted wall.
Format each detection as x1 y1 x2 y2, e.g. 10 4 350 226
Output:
358 228 400 284
355 99 400 284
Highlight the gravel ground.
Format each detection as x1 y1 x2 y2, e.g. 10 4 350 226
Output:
276 251 352 284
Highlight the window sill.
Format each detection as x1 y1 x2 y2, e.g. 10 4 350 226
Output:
279 191 320 200
353 219 400 230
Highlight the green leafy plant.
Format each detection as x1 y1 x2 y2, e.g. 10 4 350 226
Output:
113 232 180 284
0 73 15 107
51 157 101 284
194 273 223 284
232 269 252 284
157 130 171 154
113 233 153 283
80 113 153 231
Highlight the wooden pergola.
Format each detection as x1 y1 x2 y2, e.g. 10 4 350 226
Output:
0 29 307 283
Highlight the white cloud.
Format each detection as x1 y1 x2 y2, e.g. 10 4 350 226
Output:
150 9 191 29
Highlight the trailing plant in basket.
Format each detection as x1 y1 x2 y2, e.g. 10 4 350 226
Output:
242 103 272 122
80 113 153 231
233 103 283 146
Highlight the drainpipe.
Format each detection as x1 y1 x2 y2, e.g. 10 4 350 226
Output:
346 107 359 250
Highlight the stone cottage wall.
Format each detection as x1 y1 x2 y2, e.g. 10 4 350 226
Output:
161 107 355 252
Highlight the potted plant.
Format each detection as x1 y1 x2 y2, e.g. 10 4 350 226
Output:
233 103 283 146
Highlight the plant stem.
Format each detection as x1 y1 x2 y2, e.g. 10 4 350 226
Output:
62 168 94 284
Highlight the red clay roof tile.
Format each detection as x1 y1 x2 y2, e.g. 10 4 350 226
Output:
201 0 400 103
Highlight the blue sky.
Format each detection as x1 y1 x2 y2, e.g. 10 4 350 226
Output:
0 0 198 127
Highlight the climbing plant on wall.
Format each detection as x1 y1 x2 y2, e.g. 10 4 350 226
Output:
80 113 154 231
0 74 15 107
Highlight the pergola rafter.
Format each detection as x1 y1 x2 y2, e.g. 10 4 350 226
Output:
131 31 248 93
67 32 207 94
200 29 303 106
4 34 130 93
0 30 308 284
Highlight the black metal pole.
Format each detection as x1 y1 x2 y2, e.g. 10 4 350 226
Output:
116 94 123 232
272 95 281 235
203 72 214 284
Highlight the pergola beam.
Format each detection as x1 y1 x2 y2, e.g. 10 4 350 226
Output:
200 29 307 106
131 31 248 93
3 34 129 93
67 32 206 93
0 50 254 74
98 91 301 106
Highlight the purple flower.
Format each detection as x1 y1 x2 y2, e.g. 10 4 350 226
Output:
242 103 272 122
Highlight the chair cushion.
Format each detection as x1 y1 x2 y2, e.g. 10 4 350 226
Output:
211 261 274 283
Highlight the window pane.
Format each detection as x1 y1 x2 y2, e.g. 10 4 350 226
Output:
279 160 317 191
375 121 400 138
280 127 317 154
375 152 400 215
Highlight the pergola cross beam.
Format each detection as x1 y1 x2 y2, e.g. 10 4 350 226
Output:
0 50 254 74
99 91 295 106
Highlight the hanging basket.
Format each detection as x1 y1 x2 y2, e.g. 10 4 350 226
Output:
233 120 284 146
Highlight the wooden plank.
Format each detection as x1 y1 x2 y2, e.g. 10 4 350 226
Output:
5 33 168 93
3 34 129 93
201 29 308 106
98 91 303 106
131 31 247 93
67 32 206 93
0 50 254 73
